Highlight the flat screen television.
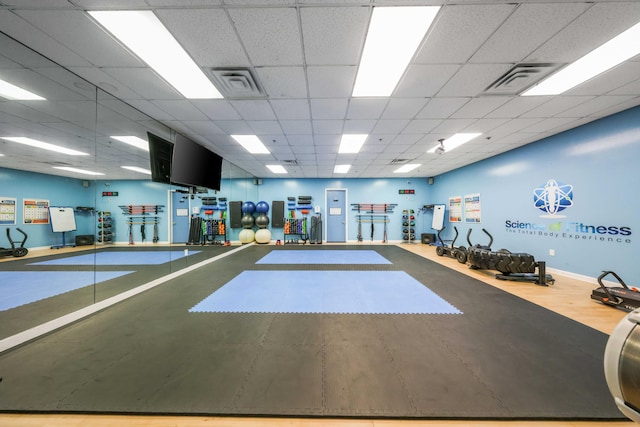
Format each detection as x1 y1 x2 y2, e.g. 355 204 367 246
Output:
147 132 173 184
171 133 223 191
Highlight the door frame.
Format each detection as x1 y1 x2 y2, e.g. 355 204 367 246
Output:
324 187 348 243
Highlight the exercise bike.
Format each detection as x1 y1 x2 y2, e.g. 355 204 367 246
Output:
0 228 29 258
435 226 467 263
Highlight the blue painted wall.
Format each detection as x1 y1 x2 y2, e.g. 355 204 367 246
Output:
429 105 639 280
3 105 638 281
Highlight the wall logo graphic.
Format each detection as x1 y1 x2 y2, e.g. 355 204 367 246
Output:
533 179 573 218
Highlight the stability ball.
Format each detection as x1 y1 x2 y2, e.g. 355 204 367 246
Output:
256 201 269 214
241 213 255 229
242 201 256 214
255 214 270 229
255 228 271 244
239 229 255 244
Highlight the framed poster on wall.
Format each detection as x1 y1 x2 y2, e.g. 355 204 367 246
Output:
464 193 481 223
448 196 462 222
0 197 17 225
23 199 50 224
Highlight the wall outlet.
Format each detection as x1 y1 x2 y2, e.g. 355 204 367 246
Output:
549 249 555 256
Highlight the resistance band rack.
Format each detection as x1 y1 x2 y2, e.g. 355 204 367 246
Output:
119 205 164 245
351 203 398 243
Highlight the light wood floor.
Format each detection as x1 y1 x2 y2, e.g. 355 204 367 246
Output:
0 242 633 427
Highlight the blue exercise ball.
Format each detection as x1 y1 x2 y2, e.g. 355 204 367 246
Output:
256 201 269 214
242 201 256 214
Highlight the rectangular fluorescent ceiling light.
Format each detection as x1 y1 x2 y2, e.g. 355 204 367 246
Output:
53 166 104 176
334 164 351 173
394 163 421 173
121 166 151 175
353 6 440 97
111 136 149 151
522 21 640 96
338 134 368 154
0 79 45 100
1 137 89 156
231 135 270 154
266 165 287 174
428 133 482 153
89 10 222 99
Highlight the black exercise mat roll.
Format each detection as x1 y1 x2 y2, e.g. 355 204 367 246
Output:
0 245 623 419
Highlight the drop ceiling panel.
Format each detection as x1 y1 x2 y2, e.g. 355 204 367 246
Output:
0 10 90 68
416 98 469 120
310 99 348 120
558 95 637 118
228 8 303 66
307 66 357 98
346 99 388 120
566 62 640 96
270 100 311 120
247 120 283 134
312 120 343 134
372 119 410 134
301 7 369 65
395 64 460 98
342 119 377 133
415 4 516 64
191 100 242 121
470 3 592 63
450 97 510 119
381 98 428 119
279 120 313 134
156 8 249 67
485 97 550 119
229 100 277 121
14 10 143 68
102 68 181 100
437 64 513 97
151 100 209 121
521 96 594 118
526 2 640 63
255 67 308 98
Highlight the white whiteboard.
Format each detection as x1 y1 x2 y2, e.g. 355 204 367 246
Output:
49 207 77 232
432 204 445 231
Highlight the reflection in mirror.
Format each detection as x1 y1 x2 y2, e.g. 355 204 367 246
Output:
0 32 254 345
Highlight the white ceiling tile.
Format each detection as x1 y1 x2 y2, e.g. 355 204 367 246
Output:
437 64 513 97
191 100 242 120
521 96 595 118
526 2 640 63
395 64 460 98
312 120 343 134
310 99 348 120
558 95 637 118
151 100 209 120
431 118 476 134
372 120 410 134
402 119 440 134
228 8 302 66
382 98 428 119
343 120 377 133
279 120 313 134
179 120 226 135
415 4 516 64
270 100 311 120
156 8 249 67
485 97 550 119
416 98 470 119
210 120 253 134
470 3 592 63
256 67 308 98
347 99 388 120
301 7 369 65
450 97 510 119
566 62 640 96
229 100 276 120
307 66 357 98
520 117 580 134
103 68 182 99
248 120 283 134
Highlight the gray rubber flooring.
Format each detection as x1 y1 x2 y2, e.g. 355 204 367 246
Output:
0 245 624 419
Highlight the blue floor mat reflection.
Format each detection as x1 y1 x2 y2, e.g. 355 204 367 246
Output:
0 271 134 311
255 250 391 264
190 270 461 314
30 250 201 266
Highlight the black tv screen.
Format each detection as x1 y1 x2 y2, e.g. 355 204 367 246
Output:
171 133 223 191
147 132 173 184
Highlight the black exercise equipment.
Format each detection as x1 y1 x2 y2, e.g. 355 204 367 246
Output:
466 228 554 286
435 226 467 263
1 228 29 258
591 271 640 312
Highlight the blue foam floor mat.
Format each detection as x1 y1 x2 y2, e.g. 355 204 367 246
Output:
29 250 201 266
0 271 134 310
255 250 392 264
190 270 461 314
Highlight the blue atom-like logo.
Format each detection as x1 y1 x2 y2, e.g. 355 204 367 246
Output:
533 179 573 217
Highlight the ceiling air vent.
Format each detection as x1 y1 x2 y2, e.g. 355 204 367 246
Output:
208 67 265 99
483 63 561 96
